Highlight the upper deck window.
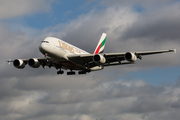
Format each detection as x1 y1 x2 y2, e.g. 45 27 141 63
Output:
41 41 49 43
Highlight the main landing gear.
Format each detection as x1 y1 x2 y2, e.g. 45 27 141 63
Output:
67 71 76 75
78 71 87 74
57 69 64 75
78 69 91 75
57 69 91 75
57 69 75 75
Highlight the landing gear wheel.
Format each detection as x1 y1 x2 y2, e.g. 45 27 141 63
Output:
67 71 75 75
78 71 86 74
57 70 64 75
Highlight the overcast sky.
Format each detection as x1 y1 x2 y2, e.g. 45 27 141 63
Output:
1 0 180 120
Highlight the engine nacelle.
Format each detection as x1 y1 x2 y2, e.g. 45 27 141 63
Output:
93 54 106 64
13 59 25 69
28 58 40 68
124 52 137 62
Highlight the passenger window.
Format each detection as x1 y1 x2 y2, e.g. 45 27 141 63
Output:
41 41 49 43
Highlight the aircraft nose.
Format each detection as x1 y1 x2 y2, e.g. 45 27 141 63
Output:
39 42 48 53
39 43 43 52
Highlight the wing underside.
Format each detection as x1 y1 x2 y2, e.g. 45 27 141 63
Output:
7 58 62 69
7 49 175 71
68 49 176 68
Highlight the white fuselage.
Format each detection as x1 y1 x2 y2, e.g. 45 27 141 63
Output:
39 37 90 70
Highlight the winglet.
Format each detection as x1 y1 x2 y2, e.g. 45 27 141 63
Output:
94 33 107 54
7 59 12 64
169 49 176 54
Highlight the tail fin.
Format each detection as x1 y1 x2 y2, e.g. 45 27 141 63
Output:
94 33 107 54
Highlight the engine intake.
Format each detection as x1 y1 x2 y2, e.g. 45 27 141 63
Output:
93 54 106 64
13 59 25 69
28 58 40 68
124 52 137 62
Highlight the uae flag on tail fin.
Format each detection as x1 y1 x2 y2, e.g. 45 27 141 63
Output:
94 33 107 54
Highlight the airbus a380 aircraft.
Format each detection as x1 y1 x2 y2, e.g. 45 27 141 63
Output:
7 33 176 75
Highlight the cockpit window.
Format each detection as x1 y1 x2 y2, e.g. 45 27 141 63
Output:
41 41 49 43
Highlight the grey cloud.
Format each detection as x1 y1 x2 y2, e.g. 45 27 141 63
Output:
1 69 180 120
171 98 180 108
100 0 176 8
32 80 180 120
121 2 180 42
38 80 168 114
0 78 22 100
142 110 180 120
0 0 53 19
39 81 134 104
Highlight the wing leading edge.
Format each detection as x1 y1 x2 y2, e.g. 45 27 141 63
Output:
7 57 61 69
68 49 176 68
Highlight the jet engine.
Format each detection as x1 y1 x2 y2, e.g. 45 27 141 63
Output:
28 58 40 68
13 59 25 69
124 52 137 62
93 54 106 64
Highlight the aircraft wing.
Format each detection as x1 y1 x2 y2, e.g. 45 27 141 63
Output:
68 49 176 68
135 49 176 55
7 57 61 69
